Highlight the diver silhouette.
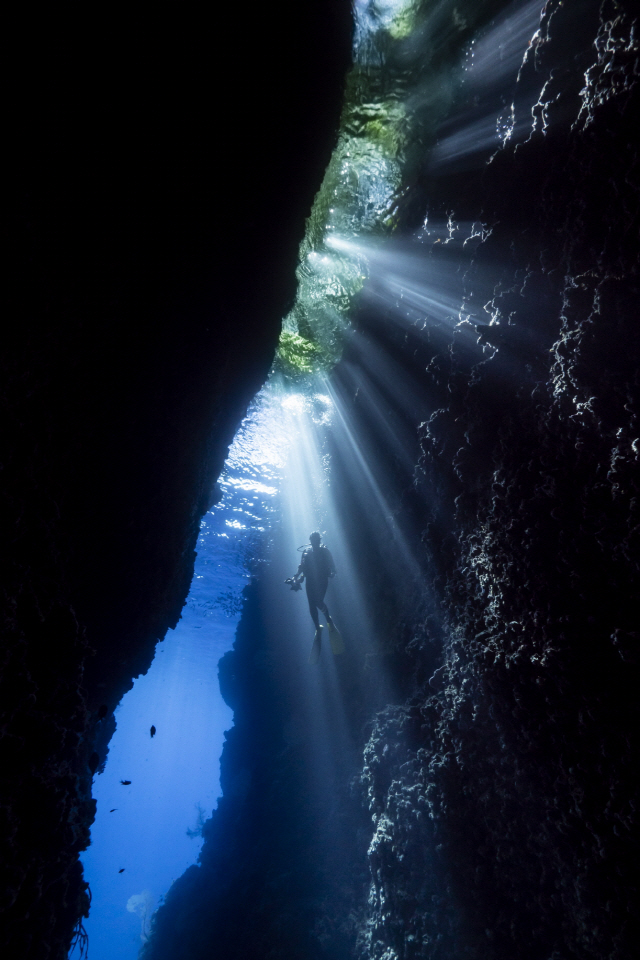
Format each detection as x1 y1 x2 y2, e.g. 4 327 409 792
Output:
294 531 335 630
287 532 344 662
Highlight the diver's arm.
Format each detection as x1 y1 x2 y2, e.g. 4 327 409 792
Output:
326 549 336 577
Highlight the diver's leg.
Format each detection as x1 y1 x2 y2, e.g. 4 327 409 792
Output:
307 592 320 629
317 599 333 628
317 581 333 627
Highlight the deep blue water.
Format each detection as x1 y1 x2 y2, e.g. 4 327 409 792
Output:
80 388 291 958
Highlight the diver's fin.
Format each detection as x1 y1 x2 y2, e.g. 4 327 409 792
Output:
309 626 322 665
327 621 345 656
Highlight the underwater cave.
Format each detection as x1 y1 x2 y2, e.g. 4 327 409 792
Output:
2 2 639 959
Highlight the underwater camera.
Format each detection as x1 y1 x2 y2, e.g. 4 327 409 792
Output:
284 578 303 592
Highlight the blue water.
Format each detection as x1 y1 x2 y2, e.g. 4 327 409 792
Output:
80 387 292 959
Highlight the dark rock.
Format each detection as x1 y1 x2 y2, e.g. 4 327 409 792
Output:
1 2 353 957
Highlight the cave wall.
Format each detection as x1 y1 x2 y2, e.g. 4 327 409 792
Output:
363 2 640 958
1 4 353 957
140 3 639 959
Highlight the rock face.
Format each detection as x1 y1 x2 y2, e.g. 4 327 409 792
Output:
361 5 640 958
141 3 639 960
1 4 352 957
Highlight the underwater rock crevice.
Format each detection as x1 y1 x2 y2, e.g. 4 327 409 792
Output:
142 3 639 959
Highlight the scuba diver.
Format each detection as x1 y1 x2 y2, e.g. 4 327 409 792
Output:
285 531 344 662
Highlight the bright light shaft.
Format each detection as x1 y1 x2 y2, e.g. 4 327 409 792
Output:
429 111 511 165
340 371 417 480
278 378 378 652
348 332 427 430
464 0 543 91
327 233 471 331
277 400 355 738
277 387 385 755
327 379 422 585
430 1 545 166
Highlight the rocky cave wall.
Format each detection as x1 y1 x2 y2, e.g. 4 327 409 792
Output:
363 3 640 958
141 3 639 959
1 4 352 957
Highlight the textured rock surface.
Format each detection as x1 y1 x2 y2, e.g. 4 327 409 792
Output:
1 4 352 957
362 3 640 958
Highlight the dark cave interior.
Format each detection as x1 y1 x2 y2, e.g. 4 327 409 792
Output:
2 2 639 959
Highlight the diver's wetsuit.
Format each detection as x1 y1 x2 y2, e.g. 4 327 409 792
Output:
299 544 335 629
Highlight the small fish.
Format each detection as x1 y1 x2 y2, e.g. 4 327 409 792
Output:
118 868 125 874
110 809 117 813
150 725 156 738
120 779 131 785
